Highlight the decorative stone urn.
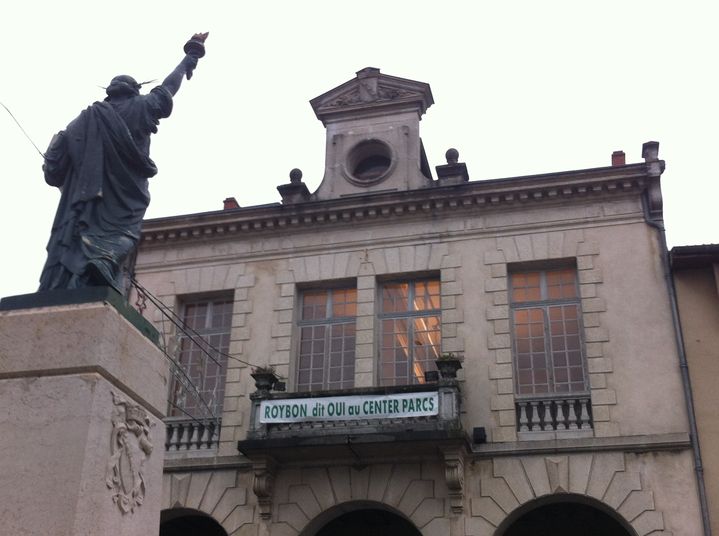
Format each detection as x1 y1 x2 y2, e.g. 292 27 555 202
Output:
250 368 279 395
435 354 463 379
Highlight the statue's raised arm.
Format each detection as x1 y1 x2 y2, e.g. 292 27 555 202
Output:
39 34 208 293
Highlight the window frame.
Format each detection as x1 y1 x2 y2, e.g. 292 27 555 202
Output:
170 294 234 418
295 285 358 392
509 265 589 399
378 276 442 386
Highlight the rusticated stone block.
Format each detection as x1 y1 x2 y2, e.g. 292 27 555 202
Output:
586 453 624 500
619 490 655 522
632 510 665 535
410 498 444 529
493 458 534 504
470 496 505 526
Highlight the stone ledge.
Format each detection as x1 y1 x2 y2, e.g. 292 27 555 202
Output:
471 432 691 458
0 286 158 344
163 454 253 473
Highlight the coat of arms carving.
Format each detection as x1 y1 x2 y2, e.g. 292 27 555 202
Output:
105 391 154 513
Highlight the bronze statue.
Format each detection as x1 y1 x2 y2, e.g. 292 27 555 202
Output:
39 34 208 293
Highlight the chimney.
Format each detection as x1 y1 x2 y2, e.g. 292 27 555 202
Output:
223 197 239 210
611 151 626 167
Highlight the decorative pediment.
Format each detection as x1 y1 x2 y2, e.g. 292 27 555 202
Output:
311 67 434 123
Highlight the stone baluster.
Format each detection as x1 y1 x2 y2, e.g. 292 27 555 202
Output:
199 421 211 448
178 422 191 450
555 399 567 430
579 398 591 429
188 421 201 449
567 399 579 430
530 401 541 431
518 402 529 432
541 401 553 431
167 422 178 451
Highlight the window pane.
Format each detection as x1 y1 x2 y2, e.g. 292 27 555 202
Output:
382 283 409 313
332 288 357 317
511 272 541 302
547 268 578 299
302 290 328 321
414 280 440 311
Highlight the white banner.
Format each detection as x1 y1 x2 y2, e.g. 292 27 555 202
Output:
259 392 439 423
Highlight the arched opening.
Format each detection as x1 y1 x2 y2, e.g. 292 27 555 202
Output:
301 502 422 536
496 495 636 536
159 508 228 536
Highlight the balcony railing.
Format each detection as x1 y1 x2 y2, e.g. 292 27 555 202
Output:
516 395 592 433
165 417 221 453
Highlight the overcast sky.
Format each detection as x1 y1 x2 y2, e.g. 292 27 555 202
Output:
2 1 717 299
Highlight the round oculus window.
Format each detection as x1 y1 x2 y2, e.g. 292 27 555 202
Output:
345 140 394 185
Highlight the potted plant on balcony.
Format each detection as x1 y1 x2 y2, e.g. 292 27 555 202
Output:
250 366 279 394
435 352 463 379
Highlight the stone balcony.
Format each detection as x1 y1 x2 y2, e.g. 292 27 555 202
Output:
237 378 470 518
238 377 466 465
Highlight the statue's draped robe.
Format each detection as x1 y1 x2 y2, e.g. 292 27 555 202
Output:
40 87 173 292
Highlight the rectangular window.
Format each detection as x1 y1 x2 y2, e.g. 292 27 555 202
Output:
510 267 587 396
379 278 441 386
170 296 233 417
297 287 357 392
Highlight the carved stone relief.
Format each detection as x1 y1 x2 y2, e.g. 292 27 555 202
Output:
105 391 154 514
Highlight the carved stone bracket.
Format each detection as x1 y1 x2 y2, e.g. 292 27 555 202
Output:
251 455 278 520
440 446 467 514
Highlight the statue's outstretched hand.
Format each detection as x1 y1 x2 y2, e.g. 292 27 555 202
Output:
183 55 199 80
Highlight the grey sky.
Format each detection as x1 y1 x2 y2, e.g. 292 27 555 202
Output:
2 1 717 298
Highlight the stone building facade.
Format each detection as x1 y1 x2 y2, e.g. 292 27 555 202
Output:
134 68 706 535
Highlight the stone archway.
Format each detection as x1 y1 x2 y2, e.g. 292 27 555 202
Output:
495 495 637 536
299 501 422 536
159 507 228 536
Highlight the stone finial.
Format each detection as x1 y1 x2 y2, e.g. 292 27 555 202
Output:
289 168 303 183
436 147 469 185
277 169 310 204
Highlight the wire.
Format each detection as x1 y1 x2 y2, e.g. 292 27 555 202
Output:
1 101 45 159
131 277 286 379
156 335 218 420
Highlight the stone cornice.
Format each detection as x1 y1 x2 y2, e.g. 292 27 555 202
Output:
471 432 691 458
140 163 658 247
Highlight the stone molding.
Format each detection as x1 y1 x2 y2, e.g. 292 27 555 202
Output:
310 67 434 123
469 452 668 536
140 165 655 246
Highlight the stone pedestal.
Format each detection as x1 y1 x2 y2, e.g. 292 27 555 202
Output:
0 290 168 536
